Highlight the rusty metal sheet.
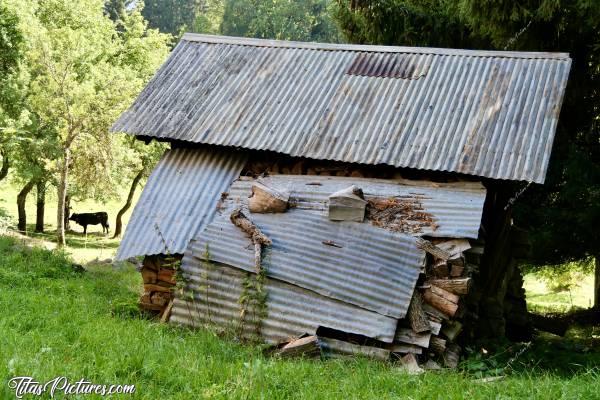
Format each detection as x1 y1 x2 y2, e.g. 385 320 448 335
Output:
169 255 399 343
115 146 247 260
112 34 571 183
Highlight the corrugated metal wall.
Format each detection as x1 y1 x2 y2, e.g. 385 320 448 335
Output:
115 147 247 260
112 34 571 183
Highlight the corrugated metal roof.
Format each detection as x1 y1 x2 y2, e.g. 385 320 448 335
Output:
170 253 399 343
228 175 486 239
115 146 246 260
112 34 571 183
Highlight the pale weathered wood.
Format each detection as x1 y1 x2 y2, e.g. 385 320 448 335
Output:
428 278 471 295
422 286 459 317
395 328 431 348
248 182 289 213
399 353 424 375
390 343 423 354
328 185 367 222
416 238 451 261
429 319 442 335
408 292 431 333
230 208 272 246
443 343 461 368
441 320 463 342
278 336 321 358
433 239 471 258
160 299 174 323
423 303 449 321
429 336 447 355
423 359 442 370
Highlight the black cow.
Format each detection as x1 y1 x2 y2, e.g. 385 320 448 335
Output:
69 212 110 235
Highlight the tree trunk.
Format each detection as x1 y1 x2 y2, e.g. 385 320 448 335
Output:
17 179 36 233
56 148 70 247
35 180 46 233
64 194 71 231
594 255 600 309
0 149 8 182
112 168 144 238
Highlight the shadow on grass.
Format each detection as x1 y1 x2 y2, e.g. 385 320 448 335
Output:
18 223 120 250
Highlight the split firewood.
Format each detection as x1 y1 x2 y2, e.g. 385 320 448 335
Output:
429 320 442 335
150 292 170 306
160 299 174 323
290 161 304 175
443 343 461 368
431 259 450 278
390 344 423 355
399 353 424 375
277 336 321 358
141 267 157 284
395 328 431 348
423 303 449 321
422 285 459 317
328 185 367 222
429 336 447 355
433 239 471 258
450 264 465 277
427 278 471 295
408 292 431 333
248 182 290 213
144 284 172 293
157 268 176 284
231 208 272 273
441 320 463 342
416 238 451 261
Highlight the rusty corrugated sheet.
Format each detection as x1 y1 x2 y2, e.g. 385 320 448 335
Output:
228 175 486 239
170 254 399 343
115 146 247 260
112 34 571 183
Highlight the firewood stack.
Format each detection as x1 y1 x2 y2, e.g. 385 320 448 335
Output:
389 238 483 368
138 255 181 317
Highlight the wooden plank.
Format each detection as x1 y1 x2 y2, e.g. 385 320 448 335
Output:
278 336 321 358
395 328 431 348
416 238 451 261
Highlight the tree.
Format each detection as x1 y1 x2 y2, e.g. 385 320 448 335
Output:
142 0 203 35
333 0 600 308
5 0 170 246
220 0 342 42
0 3 25 183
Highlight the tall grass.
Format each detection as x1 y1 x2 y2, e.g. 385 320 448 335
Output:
0 235 598 399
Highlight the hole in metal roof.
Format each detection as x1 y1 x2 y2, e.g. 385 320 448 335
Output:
346 53 429 79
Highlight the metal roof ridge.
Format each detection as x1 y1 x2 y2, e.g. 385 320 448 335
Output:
181 33 571 60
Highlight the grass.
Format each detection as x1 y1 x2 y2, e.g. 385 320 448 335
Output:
524 266 594 314
0 235 599 399
0 178 139 263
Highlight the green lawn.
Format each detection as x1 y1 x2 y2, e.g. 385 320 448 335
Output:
1 179 599 398
0 177 140 263
0 235 599 399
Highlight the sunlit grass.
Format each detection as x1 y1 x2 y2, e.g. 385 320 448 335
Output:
0 235 599 399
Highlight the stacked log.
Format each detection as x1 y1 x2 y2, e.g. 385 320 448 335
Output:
139 255 181 318
389 237 482 369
